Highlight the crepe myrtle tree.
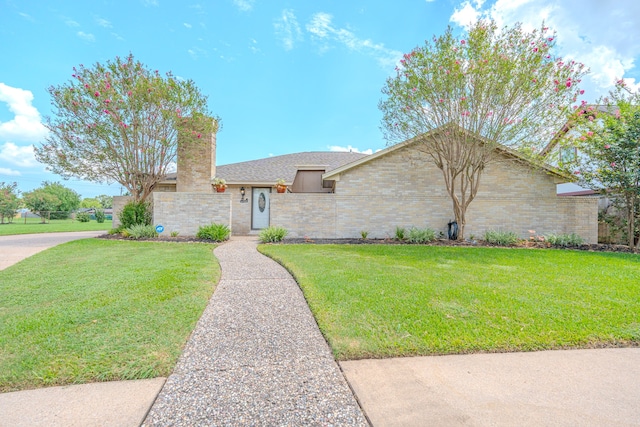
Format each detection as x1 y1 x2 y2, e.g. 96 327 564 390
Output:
36 54 218 202
560 81 640 249
379 20 587 239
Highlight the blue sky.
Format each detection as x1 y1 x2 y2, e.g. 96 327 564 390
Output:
2 0 640 198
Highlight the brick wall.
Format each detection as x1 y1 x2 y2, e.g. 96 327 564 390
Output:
152 192 231 236
270 143 599 242
112 196 132 228
228 184 253 235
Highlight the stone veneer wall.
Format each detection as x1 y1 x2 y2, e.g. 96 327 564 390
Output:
227 184 254 235
152 192 231 236
270 143 599 243
112 195 132 228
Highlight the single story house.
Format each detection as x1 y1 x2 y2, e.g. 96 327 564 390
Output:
113 126 598 242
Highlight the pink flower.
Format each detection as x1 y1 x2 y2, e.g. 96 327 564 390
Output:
197 133 202 138
103 109 110 114
461 40 466 44
574 170 580 175
104 99 111 104
94 91 100 97
439 98 444 103
533 47 538 52
611 162 616 167
548 37 554 42
579 90 584 95
566 81 572 87
587 131 593 136
604 145 611 149
127 91 132 96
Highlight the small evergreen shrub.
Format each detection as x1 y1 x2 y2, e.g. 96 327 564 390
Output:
484 230 519 246
545 233 584 247
126 224 158 239
196 223 230 242
259 226 288 243
94 209 106 223
360 230 369 239
407 227 436 243
76 212 91 222
108 226 124 235
119 201 152 229
170 231 180 237
395 226 406 241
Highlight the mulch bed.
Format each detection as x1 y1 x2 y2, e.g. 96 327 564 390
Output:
97 232 638 253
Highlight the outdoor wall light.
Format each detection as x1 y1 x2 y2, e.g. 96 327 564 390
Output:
240 186 248 203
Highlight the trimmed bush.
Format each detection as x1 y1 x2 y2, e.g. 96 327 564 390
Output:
76 212 91 222
407 227 436 243
125 224 158 239
484 230 519 246
546 233 584 247
197 223 230 242
119 201 152 229
259 226 288 243
94 209 106 223
395 226 406 241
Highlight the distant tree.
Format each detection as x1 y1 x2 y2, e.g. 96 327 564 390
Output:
22 190 59 223
35 53 218 202
38 181 81 219
0 182 20 224
379 20 587 239
96 194 113 209
80 198 103 209
560 82 640 249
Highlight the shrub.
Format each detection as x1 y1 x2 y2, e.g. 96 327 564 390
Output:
546 233 584 247
170 231 180 237
395 226 406 241
407 227 436 243
360 230 369 239
125 224 158 240
94 209 106 223
259 226 288 243
108 226 124 235
119 201 152 229
196 223 230 242
484 230 519 246
76 212 91 222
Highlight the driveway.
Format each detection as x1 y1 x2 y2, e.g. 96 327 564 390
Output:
0 231 106 270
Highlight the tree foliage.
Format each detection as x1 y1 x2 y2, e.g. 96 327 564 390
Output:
80 198 103 209
36 54 218 202
22 182 81 220
0 182 20 224
560 82 640 248
96 194 113 209
379 20 587 238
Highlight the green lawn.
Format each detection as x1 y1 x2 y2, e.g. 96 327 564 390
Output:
0 239 218 392
259 244 640 360
0 218 112 235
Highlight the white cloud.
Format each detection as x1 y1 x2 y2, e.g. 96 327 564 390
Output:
0 167 21 176
274 9 302 51
111 32 125 41
184 22 192 29
449 0 640 98
0 142 37 168
96 17 112 28
0 83 48 142
306 12 402 68
19 12 34 22
188 47 208 60
77 31 95 42
328 145 374 155
233 0 254 12
63 17 80 27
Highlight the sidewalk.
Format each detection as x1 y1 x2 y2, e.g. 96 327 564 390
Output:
142 236 367 425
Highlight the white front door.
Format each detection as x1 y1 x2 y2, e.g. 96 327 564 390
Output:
252 188 270 229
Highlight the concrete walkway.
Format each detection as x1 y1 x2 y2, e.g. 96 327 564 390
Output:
142 236 368 425
0 230 106 270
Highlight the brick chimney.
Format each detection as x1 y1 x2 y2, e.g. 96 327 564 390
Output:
177 117 217 193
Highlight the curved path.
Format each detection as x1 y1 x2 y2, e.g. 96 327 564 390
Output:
0 231 107 270
143 236 368 425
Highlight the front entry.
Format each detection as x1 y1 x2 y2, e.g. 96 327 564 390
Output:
252 188 270 229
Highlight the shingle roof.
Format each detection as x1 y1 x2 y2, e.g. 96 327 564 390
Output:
164 151 368 184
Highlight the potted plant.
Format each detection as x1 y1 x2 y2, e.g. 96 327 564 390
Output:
275 178 287 193
213 177 227 193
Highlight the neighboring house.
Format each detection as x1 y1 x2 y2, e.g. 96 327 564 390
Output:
113 126 598 242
